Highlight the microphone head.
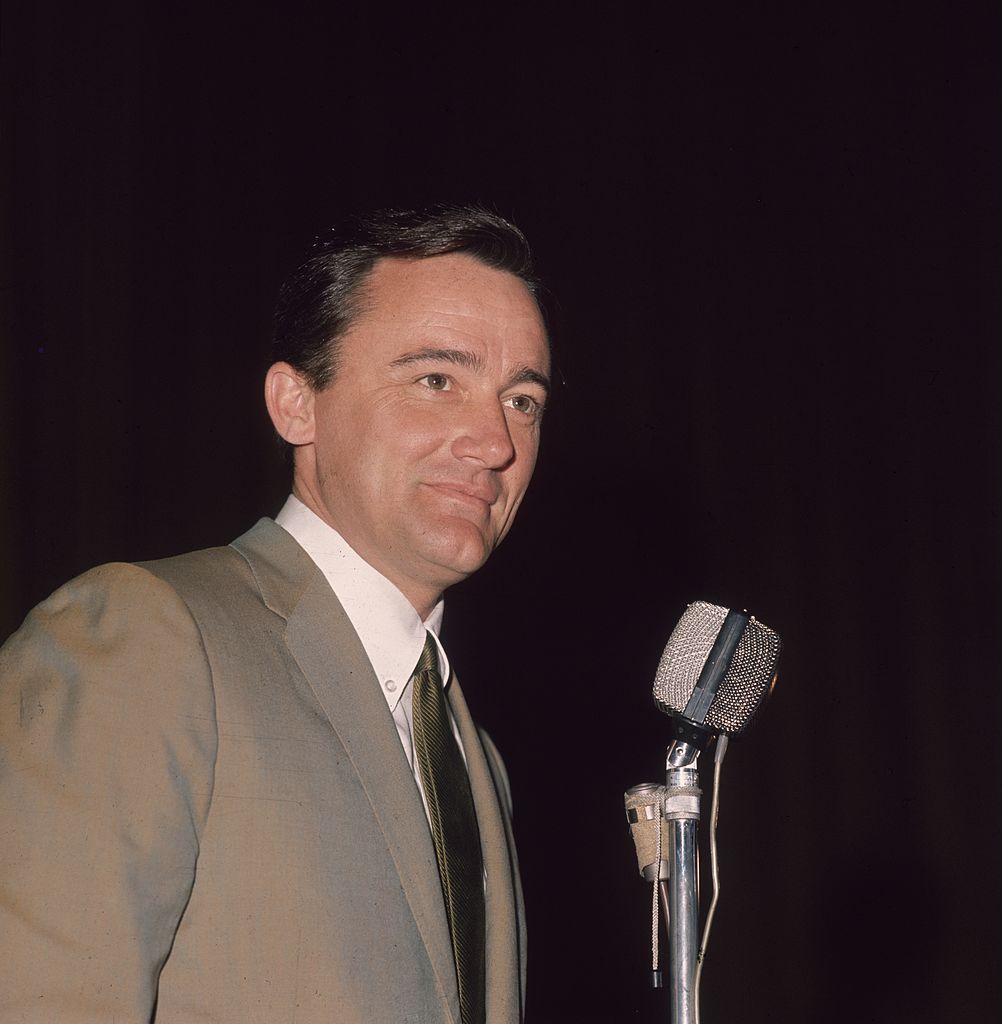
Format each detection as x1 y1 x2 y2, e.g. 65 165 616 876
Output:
653 600 782 738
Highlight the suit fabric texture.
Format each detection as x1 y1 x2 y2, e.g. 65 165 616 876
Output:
0 518 526 1023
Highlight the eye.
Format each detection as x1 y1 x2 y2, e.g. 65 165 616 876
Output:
505 394 543 418
420 373 451 391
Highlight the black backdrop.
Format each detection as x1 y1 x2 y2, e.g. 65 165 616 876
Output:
3 6 1001 1021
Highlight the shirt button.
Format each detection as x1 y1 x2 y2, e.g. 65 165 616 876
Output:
385 679 397 693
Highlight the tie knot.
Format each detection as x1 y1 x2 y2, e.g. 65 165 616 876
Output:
414 632 440 678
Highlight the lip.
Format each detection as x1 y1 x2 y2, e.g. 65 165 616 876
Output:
426 482 499 508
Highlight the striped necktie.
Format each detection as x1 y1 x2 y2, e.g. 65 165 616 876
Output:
411 633 486 1024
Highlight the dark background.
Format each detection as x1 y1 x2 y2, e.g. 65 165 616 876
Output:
3 5 1000 1021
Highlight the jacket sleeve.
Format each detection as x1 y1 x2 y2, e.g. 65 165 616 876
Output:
0 563 218 1022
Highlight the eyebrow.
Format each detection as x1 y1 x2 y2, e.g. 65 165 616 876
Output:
390 347 551 397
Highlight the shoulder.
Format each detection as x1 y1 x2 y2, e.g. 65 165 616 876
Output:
0 516 315 742
140 518 323 627
1 560 215 711
0 560 219 828
6 560 204 651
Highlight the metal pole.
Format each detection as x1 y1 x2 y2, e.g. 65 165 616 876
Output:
665 744 701 1024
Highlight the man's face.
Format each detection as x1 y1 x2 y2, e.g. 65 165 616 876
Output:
292 253 550 614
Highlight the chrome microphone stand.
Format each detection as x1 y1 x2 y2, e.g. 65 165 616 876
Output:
664 739 701 1024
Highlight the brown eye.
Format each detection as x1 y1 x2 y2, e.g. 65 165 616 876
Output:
420 374 450 391
505 394 542 418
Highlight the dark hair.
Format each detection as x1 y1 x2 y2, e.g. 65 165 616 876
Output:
273 204 543 390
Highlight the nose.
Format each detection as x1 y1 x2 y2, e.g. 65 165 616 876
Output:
451 396 516 469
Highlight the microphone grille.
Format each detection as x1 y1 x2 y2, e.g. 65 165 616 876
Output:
653 600 782 736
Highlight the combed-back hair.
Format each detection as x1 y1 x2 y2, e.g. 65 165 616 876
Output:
273 205 542 390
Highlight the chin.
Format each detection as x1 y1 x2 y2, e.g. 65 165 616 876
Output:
415 524 496 582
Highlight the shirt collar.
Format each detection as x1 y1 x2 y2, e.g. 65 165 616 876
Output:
274 495 450 712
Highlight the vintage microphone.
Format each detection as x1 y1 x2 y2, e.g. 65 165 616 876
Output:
625 600 782 1024
652 601 781 756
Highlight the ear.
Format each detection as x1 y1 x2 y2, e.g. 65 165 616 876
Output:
265 362 316 445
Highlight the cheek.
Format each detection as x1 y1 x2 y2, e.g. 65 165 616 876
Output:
499 437 540 508
516 429 542 478
386 406 455 459
365 416 446 493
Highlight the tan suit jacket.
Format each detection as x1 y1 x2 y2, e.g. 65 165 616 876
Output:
0 519 526 1023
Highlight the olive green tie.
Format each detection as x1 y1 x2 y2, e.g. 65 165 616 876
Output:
412 633 486 1024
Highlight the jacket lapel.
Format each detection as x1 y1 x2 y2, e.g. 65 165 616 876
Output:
232 520 460 1023
448 677 523 1024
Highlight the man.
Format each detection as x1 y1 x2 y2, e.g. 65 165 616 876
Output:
0 206 550 1023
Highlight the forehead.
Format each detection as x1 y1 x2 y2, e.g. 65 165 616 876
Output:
348 253 549 367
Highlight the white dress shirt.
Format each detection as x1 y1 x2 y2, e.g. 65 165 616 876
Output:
275 494 464 819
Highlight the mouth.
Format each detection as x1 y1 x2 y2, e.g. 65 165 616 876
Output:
425 482 498 511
